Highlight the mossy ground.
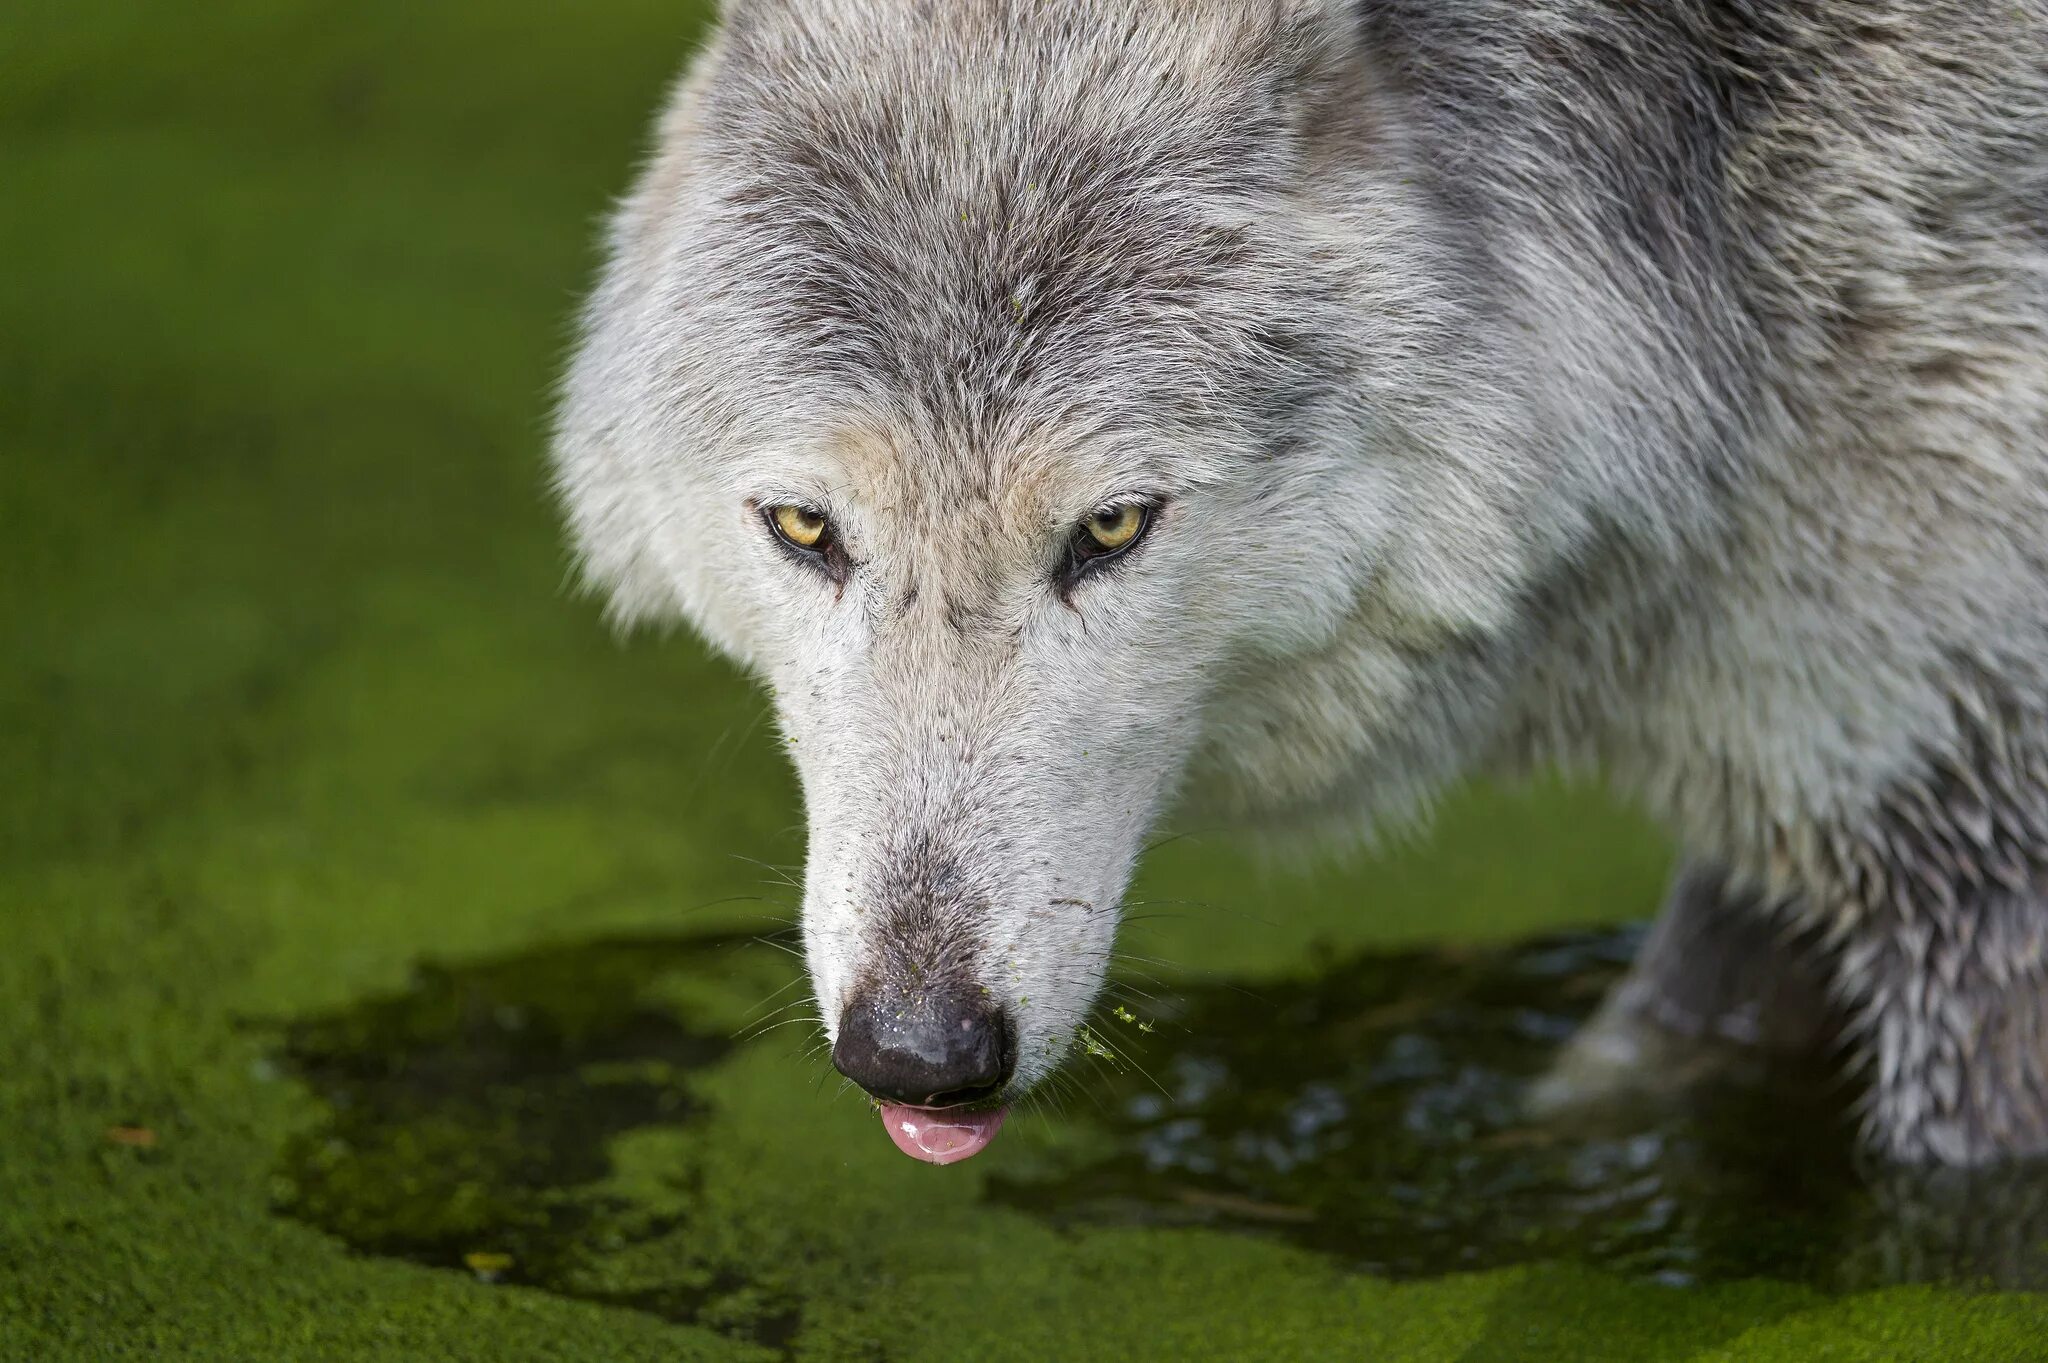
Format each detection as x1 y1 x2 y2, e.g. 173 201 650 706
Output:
4 3 2045 1357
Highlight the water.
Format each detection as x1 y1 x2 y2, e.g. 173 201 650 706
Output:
992 928 2048 1289
273 932 802 1345
271 925 2048 1330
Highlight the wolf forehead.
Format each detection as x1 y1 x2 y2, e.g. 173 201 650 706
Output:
682 0 1359 440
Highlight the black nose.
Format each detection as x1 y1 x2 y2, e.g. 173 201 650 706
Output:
832 986 1015 1107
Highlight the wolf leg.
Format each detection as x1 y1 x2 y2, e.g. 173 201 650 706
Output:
1529 860 1836 1113
1834 878 2048 1165
1844 1162 2048 1287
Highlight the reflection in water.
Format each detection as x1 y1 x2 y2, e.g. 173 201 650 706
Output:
271 932 802 1345
271 924 2048 1330
991 929 2048 1291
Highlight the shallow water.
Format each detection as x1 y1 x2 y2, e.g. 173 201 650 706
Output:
274 925 2048 1333
275 933 803 1345
993 929 2048 1291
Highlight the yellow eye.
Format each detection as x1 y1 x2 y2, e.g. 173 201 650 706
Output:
1083 504 1146 553
770 504 829 550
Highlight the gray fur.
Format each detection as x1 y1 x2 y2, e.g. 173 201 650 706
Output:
553 0 2048 1164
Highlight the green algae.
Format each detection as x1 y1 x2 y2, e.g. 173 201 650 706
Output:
266 924 2048 1353
271 932 801 1346
6 2 2048 1359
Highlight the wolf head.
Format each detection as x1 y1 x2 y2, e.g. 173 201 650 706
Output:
553 0 1609 1158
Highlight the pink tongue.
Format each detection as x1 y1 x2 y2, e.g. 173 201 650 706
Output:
878 1104 1007 1165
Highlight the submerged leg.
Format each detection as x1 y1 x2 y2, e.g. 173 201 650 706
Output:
1529 860 1837 1113
1845 1162 2048 1288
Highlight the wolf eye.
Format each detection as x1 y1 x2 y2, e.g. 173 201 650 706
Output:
761 502 851 586
1072 503 1153 566
767 504 831 552
1083 505 1146 554
1058 501 1158 597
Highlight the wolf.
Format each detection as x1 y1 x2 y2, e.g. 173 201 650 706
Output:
552 0 2048 1168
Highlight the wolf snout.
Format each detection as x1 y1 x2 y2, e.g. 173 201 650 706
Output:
831 985 1016 1108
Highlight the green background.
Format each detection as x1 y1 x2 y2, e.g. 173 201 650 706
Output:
4 2 2043 1357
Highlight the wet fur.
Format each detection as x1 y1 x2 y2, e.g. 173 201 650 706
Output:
554 0 2048 1164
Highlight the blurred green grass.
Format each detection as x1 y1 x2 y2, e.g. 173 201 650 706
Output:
3 3 2043 1358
